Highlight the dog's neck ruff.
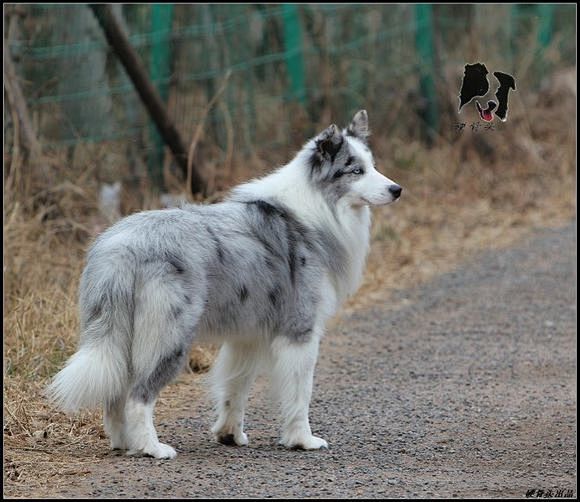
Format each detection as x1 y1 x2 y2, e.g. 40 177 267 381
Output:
228 152 371 305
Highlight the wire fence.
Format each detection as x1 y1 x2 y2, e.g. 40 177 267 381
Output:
4 3 576 190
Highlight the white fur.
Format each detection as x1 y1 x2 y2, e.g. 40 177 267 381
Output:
345 136 399 207
104 392 128 450
46 340 127 413
269 327 326 449
209 338 269 446
124 398 177 459
231 146 372 304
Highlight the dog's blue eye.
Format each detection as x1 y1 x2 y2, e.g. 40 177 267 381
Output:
352 168 364 175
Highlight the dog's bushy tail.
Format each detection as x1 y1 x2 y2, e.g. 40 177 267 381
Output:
46 339 128 412
47 250 134 412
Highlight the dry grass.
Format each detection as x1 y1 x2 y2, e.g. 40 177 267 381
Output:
3 68 576 497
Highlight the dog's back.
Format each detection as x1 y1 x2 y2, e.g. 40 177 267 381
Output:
48 199 337 409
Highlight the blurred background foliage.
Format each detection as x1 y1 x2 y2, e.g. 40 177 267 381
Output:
4 3 576 195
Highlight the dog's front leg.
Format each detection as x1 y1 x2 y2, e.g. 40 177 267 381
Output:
270 332 328 450
209 340 261 446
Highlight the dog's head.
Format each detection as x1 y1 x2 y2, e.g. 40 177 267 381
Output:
308 110 402 207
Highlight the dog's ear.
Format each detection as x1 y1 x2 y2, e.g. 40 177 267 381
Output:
347 109 370 142
314 124 343 162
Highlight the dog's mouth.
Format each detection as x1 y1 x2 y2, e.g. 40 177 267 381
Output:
361 197 396 207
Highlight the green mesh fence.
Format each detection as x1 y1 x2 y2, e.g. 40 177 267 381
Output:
5 3 576 188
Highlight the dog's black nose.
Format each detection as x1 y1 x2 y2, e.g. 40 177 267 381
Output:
389 185 402 199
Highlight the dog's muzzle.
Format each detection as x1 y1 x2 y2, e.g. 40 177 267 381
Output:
389 184 402 199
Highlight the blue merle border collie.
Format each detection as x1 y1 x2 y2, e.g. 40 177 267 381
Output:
47 110 402 459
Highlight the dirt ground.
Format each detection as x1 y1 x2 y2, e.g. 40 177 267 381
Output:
4 221 576 499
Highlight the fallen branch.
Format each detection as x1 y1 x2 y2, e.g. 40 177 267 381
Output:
90 4 206 195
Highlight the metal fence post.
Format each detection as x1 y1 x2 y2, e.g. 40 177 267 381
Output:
415 4 439 143
282 4 306 103
149 3 174 191
537 4 554 48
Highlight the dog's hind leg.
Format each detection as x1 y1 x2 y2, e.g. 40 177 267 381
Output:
123 266 202 459
104 390 128 450
269 330 328 450
209 339 263 446
124 341 191 459
124 397 177 459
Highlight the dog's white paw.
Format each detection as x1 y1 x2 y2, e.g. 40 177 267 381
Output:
151 442 177 459
212 419 249 446
280 434 328 450
110 439 128 451
127 442 177 459
215 431 249 446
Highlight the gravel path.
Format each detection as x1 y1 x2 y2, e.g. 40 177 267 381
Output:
56 222 576 498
